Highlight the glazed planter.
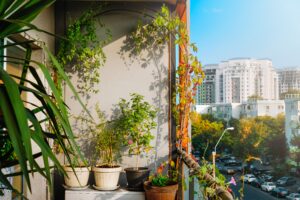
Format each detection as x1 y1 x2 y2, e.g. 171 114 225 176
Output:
144 181 178 200
92 165 122 190
63 166 90 188
125 167 150 191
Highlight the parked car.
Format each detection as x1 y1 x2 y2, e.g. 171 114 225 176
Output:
286 193 300 200
250 177 264 188
261 182 276 192
219 164 235 174
276 176 297 186
253 168 271 176
219 155 234 163
241 174 256 183
222 162 243 174
271 187 289 198
259 174 273 182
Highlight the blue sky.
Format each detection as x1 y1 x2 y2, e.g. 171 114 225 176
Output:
190 0 300 68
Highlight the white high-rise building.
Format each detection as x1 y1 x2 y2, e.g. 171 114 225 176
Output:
215 58 278 103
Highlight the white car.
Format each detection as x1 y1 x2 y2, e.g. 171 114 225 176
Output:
261 182 276 192
286 193 300 200
242 174 256 183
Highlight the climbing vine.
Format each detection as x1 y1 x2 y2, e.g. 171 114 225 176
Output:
129 5 204 151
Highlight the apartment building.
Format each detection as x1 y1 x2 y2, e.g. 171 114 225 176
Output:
195 64 218 104
216 58 278 103
197 58 279 104
277 67 300 96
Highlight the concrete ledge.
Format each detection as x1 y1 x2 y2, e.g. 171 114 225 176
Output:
65 188 145 200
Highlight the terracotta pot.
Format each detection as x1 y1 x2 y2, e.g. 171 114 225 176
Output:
63 166 90 188
144 181 178 200
92 165 122 190
124 167 150 191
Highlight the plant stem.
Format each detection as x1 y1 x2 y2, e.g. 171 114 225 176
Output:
136 143 140 170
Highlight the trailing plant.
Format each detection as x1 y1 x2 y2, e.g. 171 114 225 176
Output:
115 93 157 169
56 6 111 96
0 0 89 196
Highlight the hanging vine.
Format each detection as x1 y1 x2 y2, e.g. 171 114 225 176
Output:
57 7 111 97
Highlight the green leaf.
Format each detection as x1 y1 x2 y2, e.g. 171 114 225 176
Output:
0 68 33 189
0 84 31 191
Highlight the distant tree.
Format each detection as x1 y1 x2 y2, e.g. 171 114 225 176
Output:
290 134 300 168
191 113 287 163
263 114 287 164
231 114 286 161
191 112 224 158
232 117 268 159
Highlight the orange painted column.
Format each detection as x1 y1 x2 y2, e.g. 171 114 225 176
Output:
175 2 189 199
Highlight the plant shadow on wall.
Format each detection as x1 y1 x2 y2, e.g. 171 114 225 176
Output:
119 15 169 168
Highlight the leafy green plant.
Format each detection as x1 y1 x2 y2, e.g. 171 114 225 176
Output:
56 6 111 96
96 123 122 167
116 93 157 169
0 0 88 196
150 161 177 187
77 104 123 167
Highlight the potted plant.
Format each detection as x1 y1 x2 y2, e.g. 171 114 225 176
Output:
63 164 90 189
116 93 157 191
144 161 178 200
91 107 123 190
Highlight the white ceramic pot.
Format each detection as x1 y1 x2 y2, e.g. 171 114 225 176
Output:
63 166 90 188
92 166 122 190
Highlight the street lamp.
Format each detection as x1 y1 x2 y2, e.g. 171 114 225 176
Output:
212 127 234 178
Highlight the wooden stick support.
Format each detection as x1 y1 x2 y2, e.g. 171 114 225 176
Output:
177 148 234 200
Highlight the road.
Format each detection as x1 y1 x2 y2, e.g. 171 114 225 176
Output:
226 175 278 200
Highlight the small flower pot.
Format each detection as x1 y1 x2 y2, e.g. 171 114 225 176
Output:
63 166 90 188
124 167 150 191
144 181 178 200
92 165 122 190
